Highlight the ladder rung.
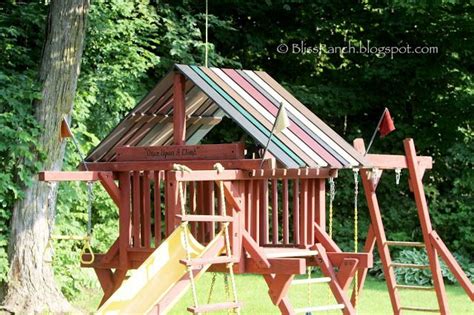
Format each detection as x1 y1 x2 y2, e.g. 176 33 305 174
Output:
294 304 345 313
292 277 332 285
396 285 435 291
187 302 242 313
176 214 234 222
385 241 425 247
400 306 439 313
180 256 238 267
391 263 431 270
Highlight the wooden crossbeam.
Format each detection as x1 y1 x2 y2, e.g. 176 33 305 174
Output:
364 153 432 170
39 171 112 181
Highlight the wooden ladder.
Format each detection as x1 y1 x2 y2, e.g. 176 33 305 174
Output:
352 138 474 315
178 213 242 314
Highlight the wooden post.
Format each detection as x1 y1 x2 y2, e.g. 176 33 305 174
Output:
282 179 289 245
173 72 186 145
142 171 151 248
292 179 300 245
315 178 326 231
165 173 179 236
404 139 449 314
271 179 279 245
299 179 308 247
153 171 162 247
118 172 131 269
132 171 141 247
261 180 269 245
354 138 401 314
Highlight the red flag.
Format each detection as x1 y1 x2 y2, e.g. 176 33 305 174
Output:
379 109 395 137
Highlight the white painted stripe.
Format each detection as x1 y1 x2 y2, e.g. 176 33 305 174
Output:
244 70 359 166
212 68 327 167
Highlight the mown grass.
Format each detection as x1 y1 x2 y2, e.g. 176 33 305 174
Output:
74 274 473 314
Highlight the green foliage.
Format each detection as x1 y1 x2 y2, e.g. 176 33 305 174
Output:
0 0 472 302
371 248 474 285
0 1 46 282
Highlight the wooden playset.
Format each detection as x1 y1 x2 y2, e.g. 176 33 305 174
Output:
40 65 473 314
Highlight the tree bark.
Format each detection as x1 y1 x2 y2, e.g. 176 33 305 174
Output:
2 0 90 313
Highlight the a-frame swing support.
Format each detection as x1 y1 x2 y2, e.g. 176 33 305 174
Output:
352 138 474 315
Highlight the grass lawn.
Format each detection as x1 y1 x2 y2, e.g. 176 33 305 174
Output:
74 274 473 314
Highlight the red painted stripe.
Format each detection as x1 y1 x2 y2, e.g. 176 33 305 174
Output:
222 69 342 167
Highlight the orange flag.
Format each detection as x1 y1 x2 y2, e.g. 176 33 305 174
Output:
379 109 396 137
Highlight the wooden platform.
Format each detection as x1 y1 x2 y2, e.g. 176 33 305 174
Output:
261 247 318 259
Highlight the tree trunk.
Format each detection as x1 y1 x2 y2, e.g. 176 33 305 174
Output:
2 0 90 313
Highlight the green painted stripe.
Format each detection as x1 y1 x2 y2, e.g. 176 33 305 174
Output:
190 65 305 166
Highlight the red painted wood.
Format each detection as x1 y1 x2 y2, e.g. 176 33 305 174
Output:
249 168 336 179
351 225 376 305
299 179 308 247
327 253 372 268
251 180 260 243
404 138 449 313
353 139 400 314
142 171 151 248
292 179 300 245
265 273 295 305
222 181 244 213
364 153 432 170
102 238 119 264
39 171 109 181
261 180 269 245
336 258 359 292
208 182 215 239
246 180 252 232
314 222 341 252
282 179 289 245
430 231 474 300
153 171 162 246
98 172 121 207
115 143 245 161
313 243 355 315
176 214 233 222
197 182 205 243
315 178 326 231
83 159 266 172
245 258 305 275
132 171 141 247
173 72 186 145
189 181 197 236
242 230 271 268
307 179 315 245
271 179 279 244
165 174 179 236
118 172 131 269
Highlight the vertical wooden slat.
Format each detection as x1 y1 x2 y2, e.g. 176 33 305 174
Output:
271 179 279 245
209 182 215 239
307 179 315 246
142 171 151 248
282 179 289 245
247 180 253 232
118 172 131 269
293 179 300 245
315 178 326 231
153 171 161 246
252 180 260 244
261 180 269 245
132 171 141 247
189 181 197 236
198 181 205 243
300 179 308 247
165 172 179 236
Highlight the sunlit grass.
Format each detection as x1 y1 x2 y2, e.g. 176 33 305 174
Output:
74 274 473 314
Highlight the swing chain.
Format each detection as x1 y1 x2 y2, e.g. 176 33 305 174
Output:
395 168 401 185
328 177 335 238
353 168 359 307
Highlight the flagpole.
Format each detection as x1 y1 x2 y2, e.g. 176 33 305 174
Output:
259 103 285 168
365 107 387 156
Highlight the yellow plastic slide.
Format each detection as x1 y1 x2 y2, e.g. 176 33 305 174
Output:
97 225 225 314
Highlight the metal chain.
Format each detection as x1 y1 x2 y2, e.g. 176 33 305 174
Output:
207 272 217 304
353 168 359 307
395 168 401 185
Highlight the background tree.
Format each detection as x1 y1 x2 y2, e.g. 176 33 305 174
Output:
1 0 90 312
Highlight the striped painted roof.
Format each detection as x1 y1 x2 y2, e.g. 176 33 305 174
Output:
85 64 366 168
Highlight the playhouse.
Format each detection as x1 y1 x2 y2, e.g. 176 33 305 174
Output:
40 64 473 314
